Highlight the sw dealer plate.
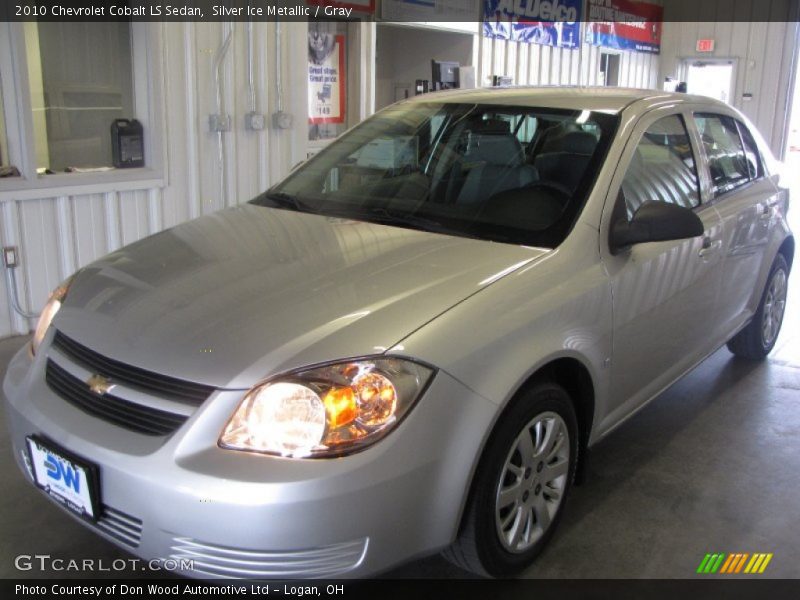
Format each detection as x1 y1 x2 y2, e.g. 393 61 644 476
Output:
26 436 100 522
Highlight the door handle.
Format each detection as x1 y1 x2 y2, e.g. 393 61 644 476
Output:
698 236 721 257
759 204 771 220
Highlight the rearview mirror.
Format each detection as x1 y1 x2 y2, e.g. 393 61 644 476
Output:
610 201 704 254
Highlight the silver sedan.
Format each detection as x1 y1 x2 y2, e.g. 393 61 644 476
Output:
3 88 793 578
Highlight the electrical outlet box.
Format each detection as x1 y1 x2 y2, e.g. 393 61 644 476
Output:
272 111 294 130
245 112 266 131
209 114 232 132
3 246 18 268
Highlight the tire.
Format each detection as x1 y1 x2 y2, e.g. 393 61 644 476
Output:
727 253 789 360
443 381 578 577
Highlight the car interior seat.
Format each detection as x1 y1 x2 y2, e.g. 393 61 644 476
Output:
534 131 597 194
444 125 539 206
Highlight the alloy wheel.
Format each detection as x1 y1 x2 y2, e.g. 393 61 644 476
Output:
762 267 787 348
494 411 570 553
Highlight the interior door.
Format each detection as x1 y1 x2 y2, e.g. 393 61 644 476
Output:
684 59 735 104
598 108 724 433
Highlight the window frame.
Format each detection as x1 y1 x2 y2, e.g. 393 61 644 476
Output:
735 119 764 182
0 22 164 201
0 71 9 169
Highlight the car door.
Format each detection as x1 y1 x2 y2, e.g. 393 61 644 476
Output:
597 108 724 433
692 113 775 336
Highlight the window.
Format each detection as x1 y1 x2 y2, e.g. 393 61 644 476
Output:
694 113 750 196
491 113 538 144
265 102 619 248
737 120 763 181
25 22 135 172
0 21 160 194
621 115 700 219
600 52 620 86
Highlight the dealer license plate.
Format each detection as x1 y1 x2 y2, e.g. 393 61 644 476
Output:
26 436 100 522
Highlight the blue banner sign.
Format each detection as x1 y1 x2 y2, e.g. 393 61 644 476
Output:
483 0 582 49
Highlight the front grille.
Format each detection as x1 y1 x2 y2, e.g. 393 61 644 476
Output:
97 505 143 548
46 359 188 436
52 330 214 405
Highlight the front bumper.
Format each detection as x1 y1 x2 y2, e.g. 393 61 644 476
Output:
2 342 496 578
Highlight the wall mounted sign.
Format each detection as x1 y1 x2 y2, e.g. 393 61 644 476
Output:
483 0 582 49
308 33 346 125
696 39 715 53
585 0 663 54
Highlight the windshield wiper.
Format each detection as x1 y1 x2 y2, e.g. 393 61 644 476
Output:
356 207 478 239
257 191 312 212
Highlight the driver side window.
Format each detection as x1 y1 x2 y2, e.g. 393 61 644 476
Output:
621 115 700 219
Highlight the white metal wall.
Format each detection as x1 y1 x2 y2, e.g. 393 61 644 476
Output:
477 36 660 89
0 22 310 338
659 0 800 157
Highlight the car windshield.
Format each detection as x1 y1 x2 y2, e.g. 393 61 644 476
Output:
254 102 619 247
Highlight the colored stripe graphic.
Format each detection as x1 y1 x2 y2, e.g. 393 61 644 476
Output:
734 553 749 573
759 554 773 573
697 554 713 573
719 554 736 573
698 552 773 574
721 553 739 573
698 553 727 573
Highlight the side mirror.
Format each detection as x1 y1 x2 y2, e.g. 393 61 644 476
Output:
610 200 704 254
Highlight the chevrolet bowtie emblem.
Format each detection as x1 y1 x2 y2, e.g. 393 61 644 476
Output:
86 374 115 395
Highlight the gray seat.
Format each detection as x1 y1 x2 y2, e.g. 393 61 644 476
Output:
447 133 538 206
534 131 597 194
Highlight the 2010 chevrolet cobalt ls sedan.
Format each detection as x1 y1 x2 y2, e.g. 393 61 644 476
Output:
3 88 793 578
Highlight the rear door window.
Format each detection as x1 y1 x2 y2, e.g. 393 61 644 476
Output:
694 113 751 196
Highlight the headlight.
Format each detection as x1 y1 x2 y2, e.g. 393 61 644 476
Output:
30 276 74 356
219 358 434 458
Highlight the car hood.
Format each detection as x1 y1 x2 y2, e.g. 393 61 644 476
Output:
54 205 547 389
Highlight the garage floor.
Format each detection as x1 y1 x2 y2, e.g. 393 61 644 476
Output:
2 228 799 580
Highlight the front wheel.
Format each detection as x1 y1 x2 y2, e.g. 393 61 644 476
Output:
727 253 789 360
443 381 578 577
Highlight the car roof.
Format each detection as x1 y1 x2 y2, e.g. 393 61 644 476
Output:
399 86 727 114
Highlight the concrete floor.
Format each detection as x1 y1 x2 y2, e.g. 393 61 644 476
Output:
2 201 799 579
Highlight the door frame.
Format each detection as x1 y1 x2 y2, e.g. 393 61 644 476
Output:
681 57 738 105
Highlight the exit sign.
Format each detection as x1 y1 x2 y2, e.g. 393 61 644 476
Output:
696 39 715 52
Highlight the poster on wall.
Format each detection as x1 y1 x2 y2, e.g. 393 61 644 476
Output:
308 33 346 125
483 0 582 49
585 0 663 54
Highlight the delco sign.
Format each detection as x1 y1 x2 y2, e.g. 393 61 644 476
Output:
484 0 583 48
491 0 579 22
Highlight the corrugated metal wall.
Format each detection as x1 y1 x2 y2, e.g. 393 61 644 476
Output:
478 36 660 89
659 0 800 157
0 22 309 338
